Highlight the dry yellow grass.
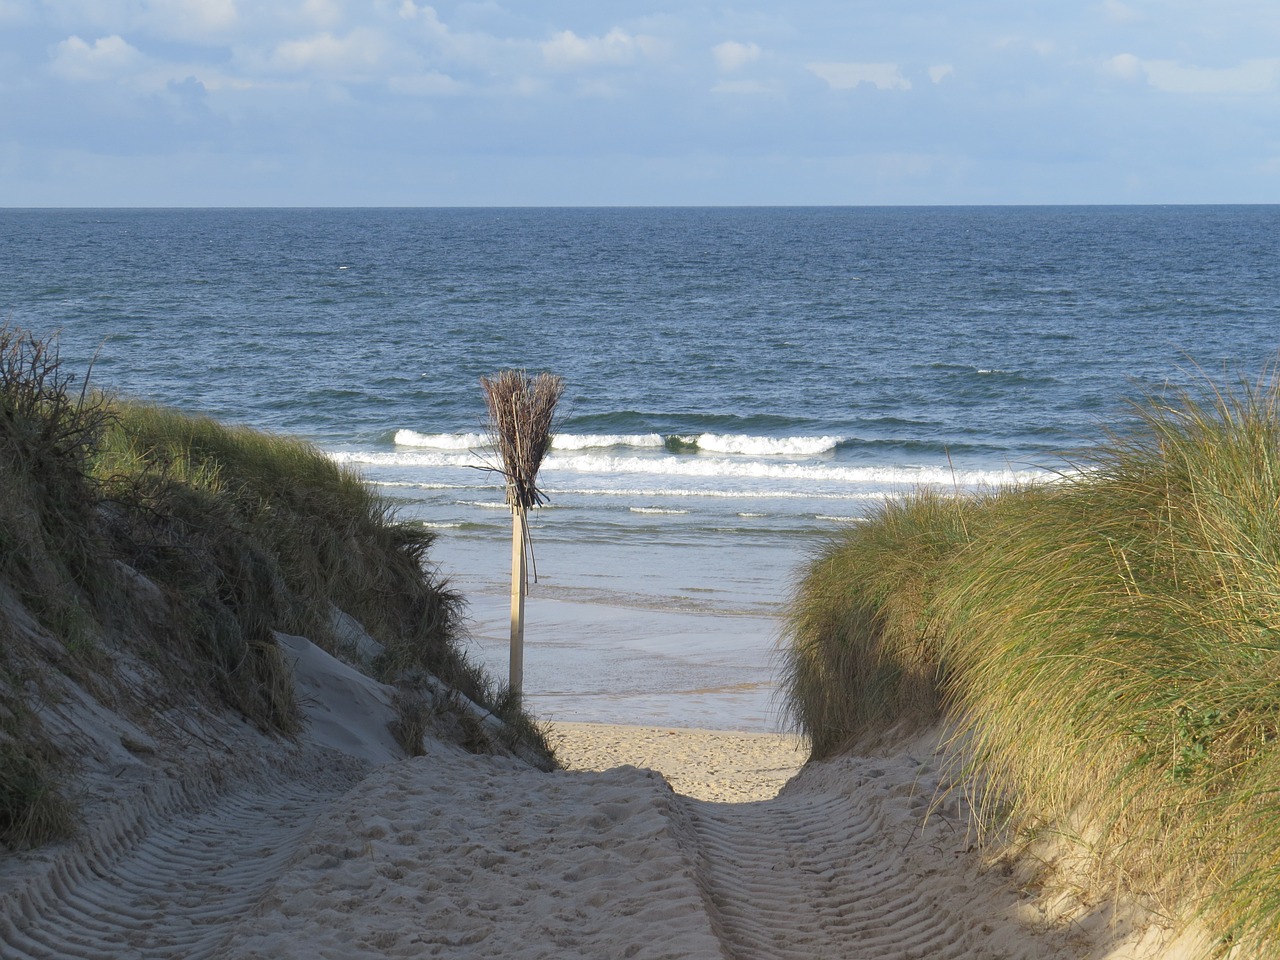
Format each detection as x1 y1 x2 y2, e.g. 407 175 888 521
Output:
782 371 1280 956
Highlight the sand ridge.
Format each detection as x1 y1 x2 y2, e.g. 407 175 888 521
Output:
0 745 368 959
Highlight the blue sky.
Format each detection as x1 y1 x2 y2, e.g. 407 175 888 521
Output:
2 1 1278 205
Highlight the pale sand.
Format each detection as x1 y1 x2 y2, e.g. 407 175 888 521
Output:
0 617 1219 960
548 721 807 803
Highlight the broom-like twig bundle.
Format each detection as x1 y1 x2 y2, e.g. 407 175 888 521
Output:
480 370 564 510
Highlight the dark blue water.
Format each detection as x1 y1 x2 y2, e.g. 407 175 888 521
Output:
4 206 1278 726
6 207 1276 458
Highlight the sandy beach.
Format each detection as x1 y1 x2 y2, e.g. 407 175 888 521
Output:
0 630 1212 960
549 721 807 802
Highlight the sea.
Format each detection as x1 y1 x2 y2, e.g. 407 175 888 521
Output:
3 207 1278 731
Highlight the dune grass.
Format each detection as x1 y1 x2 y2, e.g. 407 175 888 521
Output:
93 401 558 747
783 372 1280 955
97 403 467 692
0 325 555 849
0 326 107 847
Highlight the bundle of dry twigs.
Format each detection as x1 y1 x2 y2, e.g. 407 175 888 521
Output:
480 370 565 510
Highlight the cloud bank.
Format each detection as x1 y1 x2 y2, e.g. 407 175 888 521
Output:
2 1 1277 204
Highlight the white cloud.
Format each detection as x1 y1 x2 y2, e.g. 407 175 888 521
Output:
1143 58 1280 94
264 28 388 74
1105 54 1280 93
1100 0 1143 24
396 3 451 41
712 40 760 73
1104 52 1142 81
49 34 143 81
0 0 32 24
144 0 238 41
508 75 547 97
808 62 911 91
394 2 523 76
49 0 240 44
298 0 343 30
541 27 659 69
928 64 954 84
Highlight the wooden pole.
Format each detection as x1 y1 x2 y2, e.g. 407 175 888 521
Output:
509 506 527 699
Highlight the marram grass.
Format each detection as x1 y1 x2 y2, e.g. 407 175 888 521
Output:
1 326 556 847
782 373 1280 956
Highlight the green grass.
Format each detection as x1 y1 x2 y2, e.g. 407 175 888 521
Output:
0 325 556 849
93 400 557 750
782 372 1280 955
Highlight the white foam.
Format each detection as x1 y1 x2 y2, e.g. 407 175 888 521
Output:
693 434 842 456
629 507 690 515
543 452 1047 488
374 480 486 491
390 431 841 457
329 448 1060 495
393 430 672 452
552 433 666 451
549 486 887 501
393 430 489 450
331 450 488 468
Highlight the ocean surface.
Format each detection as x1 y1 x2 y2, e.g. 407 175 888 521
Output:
3 207 1278 730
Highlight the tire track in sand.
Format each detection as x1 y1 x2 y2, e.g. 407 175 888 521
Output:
680 752 1056 960
0 755 365 960
4 734 1112 960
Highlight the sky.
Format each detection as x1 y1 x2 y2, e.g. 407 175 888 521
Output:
1 1 1278 206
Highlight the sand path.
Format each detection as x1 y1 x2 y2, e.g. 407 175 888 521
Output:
559 724 1074 960
0 607 1196 958
2 724 1109 960
685 764 1011 960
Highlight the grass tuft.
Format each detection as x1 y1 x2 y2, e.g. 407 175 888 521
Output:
0 739 73 850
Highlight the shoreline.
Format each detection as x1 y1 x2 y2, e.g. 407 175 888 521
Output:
548 721 808 803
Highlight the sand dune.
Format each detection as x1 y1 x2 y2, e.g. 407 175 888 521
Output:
1 633 1207 960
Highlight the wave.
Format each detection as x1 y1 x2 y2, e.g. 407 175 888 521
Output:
681 434 842 456
393 430 667 452
555 433 666 451
394 430 489 450
561 410 813 434
549 453 1048 488
393 429 841 457
332 448 1056 489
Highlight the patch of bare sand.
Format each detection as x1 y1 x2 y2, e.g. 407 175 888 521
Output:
549 722 807 802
